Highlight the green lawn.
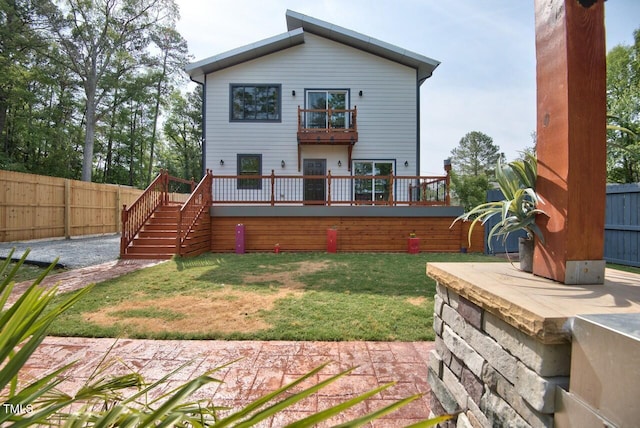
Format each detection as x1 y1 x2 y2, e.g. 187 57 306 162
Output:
44 253 640 341
1 259 65 283
48 252 497 341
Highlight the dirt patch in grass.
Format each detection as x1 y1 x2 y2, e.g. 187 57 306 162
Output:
406 296 427 306
83 260 331 334
242 260 332 289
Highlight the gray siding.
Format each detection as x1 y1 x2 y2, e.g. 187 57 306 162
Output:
204 33 418 178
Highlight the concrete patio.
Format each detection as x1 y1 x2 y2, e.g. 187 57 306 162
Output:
23 338 435 427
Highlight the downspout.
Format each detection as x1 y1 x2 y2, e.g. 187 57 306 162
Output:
416 70 422 176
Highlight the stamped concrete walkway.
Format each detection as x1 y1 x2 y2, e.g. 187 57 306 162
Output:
25 338 434 426
8 244 436 426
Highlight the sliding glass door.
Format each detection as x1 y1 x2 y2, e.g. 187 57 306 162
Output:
353 161 394 202
306 90 348 129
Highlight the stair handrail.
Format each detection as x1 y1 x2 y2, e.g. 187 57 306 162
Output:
176 170 213 256
121 170 169 256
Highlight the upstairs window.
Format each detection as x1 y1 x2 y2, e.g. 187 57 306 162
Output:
231 84 281 121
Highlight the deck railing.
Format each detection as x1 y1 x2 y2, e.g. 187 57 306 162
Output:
211 171 450 206
120 170 195 255
297 107 358 143
176 170 212 256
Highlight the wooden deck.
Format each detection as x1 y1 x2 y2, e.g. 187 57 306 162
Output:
121 171 483 258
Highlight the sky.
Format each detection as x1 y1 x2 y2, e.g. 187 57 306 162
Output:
175 0 640 175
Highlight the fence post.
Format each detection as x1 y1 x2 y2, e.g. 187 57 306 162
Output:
64 179 71 239
388 173 394 206
115 186 121 233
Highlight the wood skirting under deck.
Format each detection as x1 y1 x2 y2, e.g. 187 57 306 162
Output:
209 206 483 253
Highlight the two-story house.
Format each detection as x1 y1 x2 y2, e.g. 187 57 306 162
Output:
186 10 442 206
120 10 482 258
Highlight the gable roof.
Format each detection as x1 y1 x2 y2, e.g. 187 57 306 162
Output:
186 10 440 84
285 10 440 83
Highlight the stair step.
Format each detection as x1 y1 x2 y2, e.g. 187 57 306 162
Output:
132 237 176 246
139 230 179 238
126 245 176 254
121 253 174 260
153 211 180 219
142 224 178 231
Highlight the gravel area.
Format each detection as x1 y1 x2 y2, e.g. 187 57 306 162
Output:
0 234 121 268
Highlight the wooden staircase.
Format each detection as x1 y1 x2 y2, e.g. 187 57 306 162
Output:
122 203 181 259
120 170 213 260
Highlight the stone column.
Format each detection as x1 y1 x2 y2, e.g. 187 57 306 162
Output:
532 0 607 284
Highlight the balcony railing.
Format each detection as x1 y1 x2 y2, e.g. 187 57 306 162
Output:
211 171 450 206
297 107 358 144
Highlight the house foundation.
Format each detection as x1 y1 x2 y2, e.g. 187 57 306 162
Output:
209 206 483 253
426 263 640 427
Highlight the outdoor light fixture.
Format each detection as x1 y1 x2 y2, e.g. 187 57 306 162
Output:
338 160 342 167
220 159 224 166
291 90 296 96
444 158 451 167
359 90 363 96
404 160 409 167
281 160 286 168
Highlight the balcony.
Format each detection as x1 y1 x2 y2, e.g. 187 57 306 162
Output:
297 107 358 170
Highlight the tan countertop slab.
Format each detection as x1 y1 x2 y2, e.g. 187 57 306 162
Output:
426 263 640 344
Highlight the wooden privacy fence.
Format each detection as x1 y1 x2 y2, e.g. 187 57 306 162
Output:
605 183 640 267
486 184 640 267
0 170 188 242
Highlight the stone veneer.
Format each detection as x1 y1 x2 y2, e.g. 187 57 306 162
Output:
426 262 640 428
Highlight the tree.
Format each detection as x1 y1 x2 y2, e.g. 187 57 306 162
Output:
160 88 202 181
450 172 490 211
146 25 190 183
37 0 180 182
450 131 501 177
449 131 501 210
606 28 640 183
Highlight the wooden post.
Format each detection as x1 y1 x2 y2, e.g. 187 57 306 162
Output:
532 0 607 284
444 159 452 206
64 179 71 239
120 204 127 256
270 170 275 206
327 170 332 206
115 186 121 233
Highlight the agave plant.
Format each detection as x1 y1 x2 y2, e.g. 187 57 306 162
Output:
1 249 453 427
452 153 546 251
